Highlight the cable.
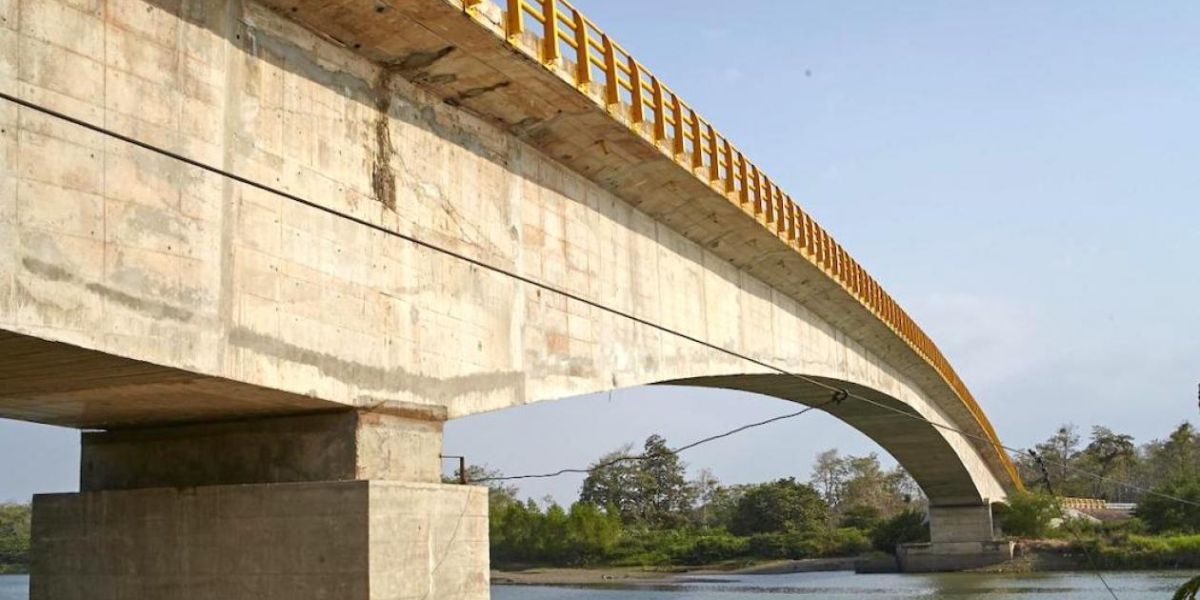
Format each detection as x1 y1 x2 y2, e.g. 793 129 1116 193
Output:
4 90 1197 515
841 391 1200 509
471 397 841 483
1030 450 1120 600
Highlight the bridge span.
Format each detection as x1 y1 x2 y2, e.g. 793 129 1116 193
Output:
2 0 1019 596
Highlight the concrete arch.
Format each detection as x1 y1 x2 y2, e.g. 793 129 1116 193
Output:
0 0 1022 594
662 374 996 507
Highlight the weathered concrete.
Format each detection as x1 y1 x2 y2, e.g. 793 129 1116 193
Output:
0 0 1019 593
35 408 488 600
896 505 1013 572
80 407 444 491
32 480 489 600
0 0 1012 505
898 540 1016 572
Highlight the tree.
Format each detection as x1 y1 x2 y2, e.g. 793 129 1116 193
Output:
445 464 519 511
1136 476 1200 534
1078 426 1138 501
870 509 929 554
1159 423 1199 482
690 468 722 527
579 435 695 527
0 504 31 573
811 449 847 508
579 444 641 520
810 450 918 519
1038 424 1082 492
563 502 623 563
996 491 1061 538
728 478 829 536
638 435 696 527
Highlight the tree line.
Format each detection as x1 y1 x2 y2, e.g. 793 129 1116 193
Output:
475 420 1200 568
475 434 929 567
1013 421 1200 535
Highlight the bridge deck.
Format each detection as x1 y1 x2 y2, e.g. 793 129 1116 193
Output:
257 0 1019 489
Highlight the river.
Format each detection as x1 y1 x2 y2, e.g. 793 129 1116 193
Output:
1 571 1193 599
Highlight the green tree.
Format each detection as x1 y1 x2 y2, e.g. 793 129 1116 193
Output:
1157 423 1199 482
810 449 919 519
445 464 519 512
996 491 1062 538
870 509 929 554
0 503 32 573
1078 426 1139 502
728 478 829 536
638 435 696 527
563 502 623 564
579 435 696 527
1135 476 1200 534
579 444 641 520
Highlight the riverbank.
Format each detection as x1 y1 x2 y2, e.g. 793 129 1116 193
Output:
492 558 858 586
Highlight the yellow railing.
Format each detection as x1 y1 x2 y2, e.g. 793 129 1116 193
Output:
461 0 1020 488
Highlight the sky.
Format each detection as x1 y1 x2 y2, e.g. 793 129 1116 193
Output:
2 1 1198 504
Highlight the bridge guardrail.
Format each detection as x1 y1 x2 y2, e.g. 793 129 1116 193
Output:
459 0 1021 488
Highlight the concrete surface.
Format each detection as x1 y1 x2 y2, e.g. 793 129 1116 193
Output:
31 480 489 600
0 0 1022 593
0 0 1012 506
897 540 1017 573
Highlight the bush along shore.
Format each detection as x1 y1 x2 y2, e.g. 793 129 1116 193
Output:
464 420 1200 574
0 503 30 575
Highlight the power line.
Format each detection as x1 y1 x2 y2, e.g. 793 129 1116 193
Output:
4 90 1197 515
470 396 841 483
1030 450 1120 600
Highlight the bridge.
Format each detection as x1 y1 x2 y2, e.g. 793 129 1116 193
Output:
1 0 1020 596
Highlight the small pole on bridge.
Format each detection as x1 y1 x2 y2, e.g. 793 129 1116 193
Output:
440 455 468 484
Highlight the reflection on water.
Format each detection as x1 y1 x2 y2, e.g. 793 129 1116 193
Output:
491 571 1195 600
1 571 1194 599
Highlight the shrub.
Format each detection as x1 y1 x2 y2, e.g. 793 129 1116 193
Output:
1136 477 1200 534
0 504 31 574
997 491 1061 538
729 479 829 536
870 509 929 554
839 505 883 531
670 533 749 564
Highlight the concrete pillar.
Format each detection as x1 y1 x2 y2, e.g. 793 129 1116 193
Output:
897 504 1014 572
29 407 490 600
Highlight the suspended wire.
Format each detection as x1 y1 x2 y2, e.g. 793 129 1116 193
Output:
844 388 1200 511
471 397 841 483
1030 450 1120 600
4 91 1196 514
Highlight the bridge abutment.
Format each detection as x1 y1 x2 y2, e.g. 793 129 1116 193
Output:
29 409 490 600
898 504 1014 572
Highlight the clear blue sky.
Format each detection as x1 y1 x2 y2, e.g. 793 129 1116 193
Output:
2 1 1197 504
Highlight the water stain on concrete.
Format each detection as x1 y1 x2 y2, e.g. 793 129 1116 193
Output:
228 326 525 403
21 257 194 323
444 80 510 108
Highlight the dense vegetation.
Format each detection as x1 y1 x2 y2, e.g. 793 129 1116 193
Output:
0 504 31 574
469 420 1200 569
464 434 927 568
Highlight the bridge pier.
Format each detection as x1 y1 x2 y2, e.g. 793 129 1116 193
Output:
898 504 1014 572
29 408 489 600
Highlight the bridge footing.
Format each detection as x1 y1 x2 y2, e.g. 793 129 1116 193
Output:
897 504 1014 572
28 409 490 600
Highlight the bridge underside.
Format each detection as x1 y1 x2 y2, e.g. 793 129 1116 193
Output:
7 331 1012 597
1 0 1019 594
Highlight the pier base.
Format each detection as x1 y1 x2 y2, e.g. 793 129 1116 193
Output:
897 504 1014 572
29 410 489 600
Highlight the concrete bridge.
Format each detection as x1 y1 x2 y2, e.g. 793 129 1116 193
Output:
1 0 1020 596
